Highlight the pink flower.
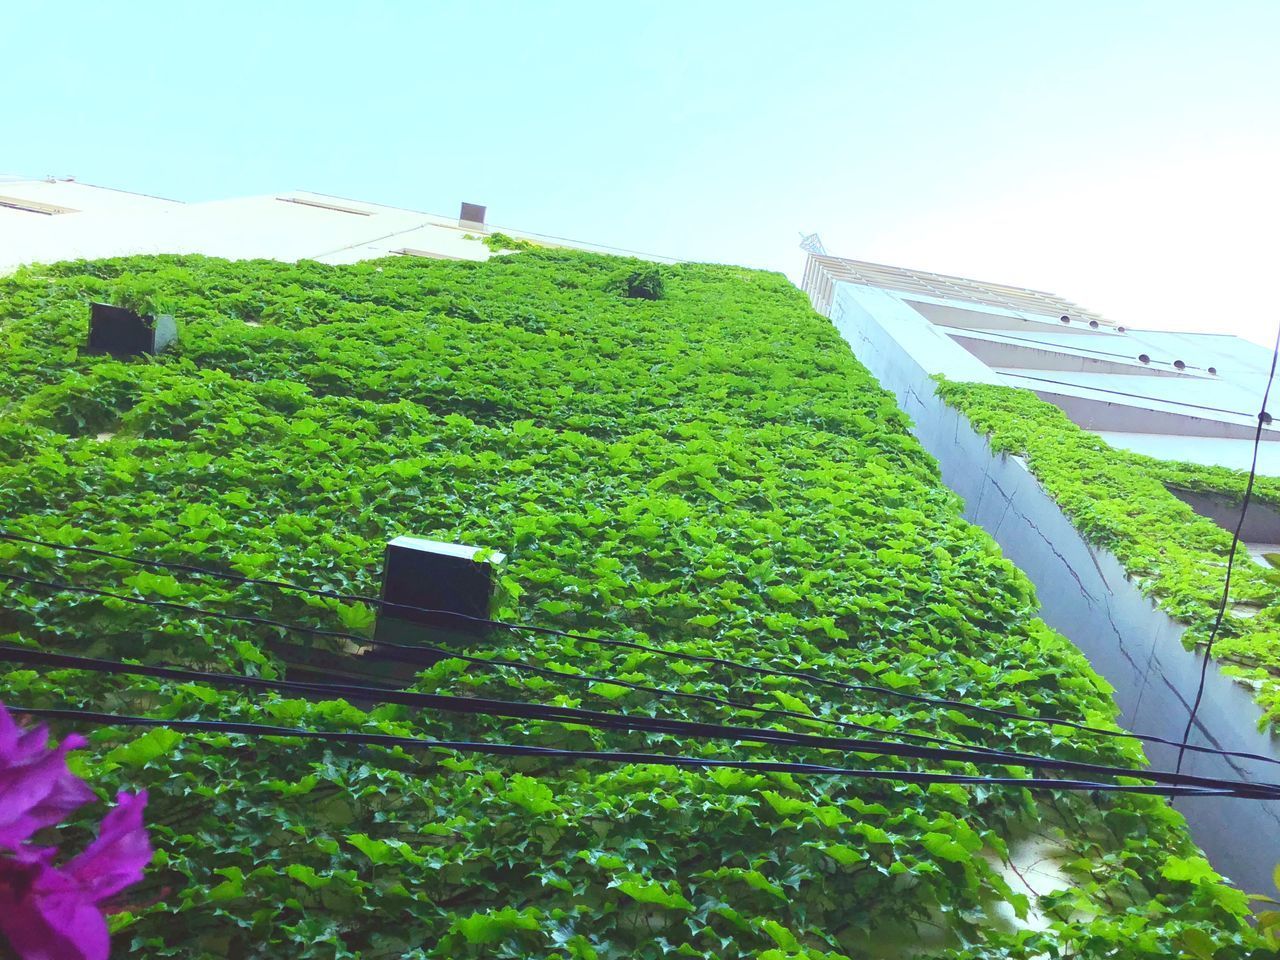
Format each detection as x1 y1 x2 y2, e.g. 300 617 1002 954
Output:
0 706 95 850
0 791 150 960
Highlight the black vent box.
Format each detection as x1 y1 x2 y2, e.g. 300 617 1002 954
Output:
459 202 487 229
373 536 505 650
87 303 178 357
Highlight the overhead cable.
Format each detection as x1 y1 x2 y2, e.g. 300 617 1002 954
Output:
4 705 1253 799
4 558 1280 771
4 645 1278 800
1175 320 1280 774
0 568 1014 760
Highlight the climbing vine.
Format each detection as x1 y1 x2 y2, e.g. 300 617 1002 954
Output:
0 252 1269 957
936 379 1280 727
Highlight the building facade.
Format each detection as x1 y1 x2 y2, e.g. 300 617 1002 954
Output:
802 251 1280 895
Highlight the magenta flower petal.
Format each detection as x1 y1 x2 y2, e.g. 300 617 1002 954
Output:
63 791 151 902
0 729 94 850
0 793 150 960
0 706 150 960
0 850 109 960
0 710 52 768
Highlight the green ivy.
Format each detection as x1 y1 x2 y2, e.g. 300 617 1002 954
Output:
935 379 1280 729
0 252 1269 957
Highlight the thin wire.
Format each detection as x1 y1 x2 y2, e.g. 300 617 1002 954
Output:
0 567 1022 761
5 551 1280 770
15 644 1271 797
1175 320 1280 774
5 705 1253 799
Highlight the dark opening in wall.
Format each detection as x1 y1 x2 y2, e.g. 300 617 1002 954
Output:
87 303 177 357
1166 486 1280 544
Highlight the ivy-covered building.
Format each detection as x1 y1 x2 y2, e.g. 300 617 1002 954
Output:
0 202 1275 955
802 250 1280 897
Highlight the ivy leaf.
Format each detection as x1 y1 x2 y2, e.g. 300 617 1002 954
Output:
1179 928 1218 960
816 842 863 866
208 867 245 902
760 790 812 817
453 907 540 944
615 878 694 911
759 919 799 951
104 728 181 767
588 682 632 701
346 834 393 866
1162 856 1219 884
503 774 560 815
920 832 969 863
286 864 330 889
334 602 376 631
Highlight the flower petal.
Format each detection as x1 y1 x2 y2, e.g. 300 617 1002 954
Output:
0 734 93 850
0 852 94 960
63 790 151 902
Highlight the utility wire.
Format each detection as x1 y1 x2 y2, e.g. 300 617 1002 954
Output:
1175 321 1280 774
4 645 1278 800
5 705 1254 799
4 554 1280 771
0 567 1019 761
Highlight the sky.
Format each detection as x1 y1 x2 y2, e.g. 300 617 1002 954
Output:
4 0 1278 342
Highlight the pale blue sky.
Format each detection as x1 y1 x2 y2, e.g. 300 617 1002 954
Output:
4 1 1278 340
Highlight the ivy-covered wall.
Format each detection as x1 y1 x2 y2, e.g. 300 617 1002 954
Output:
935 380 1280 728
0 252 1269 957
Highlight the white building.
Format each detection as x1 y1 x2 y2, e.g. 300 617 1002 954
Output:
803 253 1280 475
0 176 673 275
802 249 1280 896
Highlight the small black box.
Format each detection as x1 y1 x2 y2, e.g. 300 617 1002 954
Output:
87 303 178 357
374 537 505 648
459 202 487 228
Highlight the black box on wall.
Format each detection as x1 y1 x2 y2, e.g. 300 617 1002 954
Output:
373 536 506 651
87 303 178 357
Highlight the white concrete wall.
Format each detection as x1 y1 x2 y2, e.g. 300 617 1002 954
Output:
0 179 679 276
830 280 1280 896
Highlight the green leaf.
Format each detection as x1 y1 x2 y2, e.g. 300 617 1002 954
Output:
503 774 559 815
588 681 632 701
761 790 812 817
920 832 969 863
104 728 181 767
817 842 863 866
453 907 540 945
285 864 329 889
1161 856 1219 884
759 918 799 951
615 878 694 911
208 867 244 902
1179 927 1218 960
346 833 393 866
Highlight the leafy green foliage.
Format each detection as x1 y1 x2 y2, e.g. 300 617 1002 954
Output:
482 232 540 253
616 265 665 301
0 251 1267 956
937 379 1280 726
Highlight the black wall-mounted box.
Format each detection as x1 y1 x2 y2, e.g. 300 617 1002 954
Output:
372 536 505 653
87 303 178 357
458 202 487 229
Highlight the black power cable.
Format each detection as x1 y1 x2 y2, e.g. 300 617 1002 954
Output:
5 645 1278 800
0 568 1021 762
4 705 1252 799
1176 321 1280 774
3 562 1278 771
